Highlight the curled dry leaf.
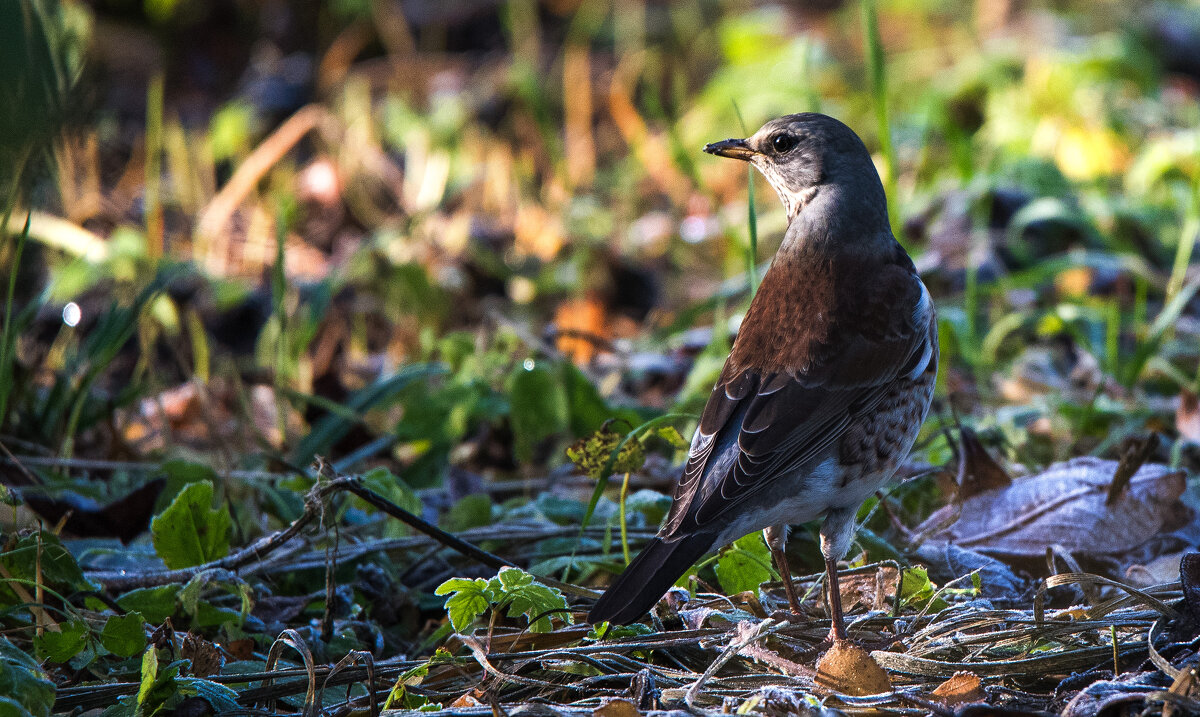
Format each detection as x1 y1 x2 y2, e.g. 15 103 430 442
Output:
916 457 1187 558
593 698 642 717
815 642 892 696
956 427 1012 499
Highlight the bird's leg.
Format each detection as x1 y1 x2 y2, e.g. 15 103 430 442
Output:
819 508 855 643
824 556 847 642
763 525 802 616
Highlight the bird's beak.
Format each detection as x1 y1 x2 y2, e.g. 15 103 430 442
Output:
703 138 757 161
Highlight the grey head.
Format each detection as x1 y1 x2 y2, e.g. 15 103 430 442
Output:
704 113 889 235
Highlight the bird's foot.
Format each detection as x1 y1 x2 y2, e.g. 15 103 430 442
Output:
825 626 849 645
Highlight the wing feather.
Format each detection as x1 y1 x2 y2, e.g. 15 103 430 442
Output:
661 257 933 538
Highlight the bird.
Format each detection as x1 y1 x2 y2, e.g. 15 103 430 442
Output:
587 113 938 642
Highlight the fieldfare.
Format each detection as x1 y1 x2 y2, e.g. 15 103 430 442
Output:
588 113 938 641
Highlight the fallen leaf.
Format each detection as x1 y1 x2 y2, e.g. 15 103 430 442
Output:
932 671 985 706
956 427 1012 499
1125 552 1185 587
916 457 1187 558
224 638 255 661
181 632 222 677
837 566 899 614
450 693 483 708
815 642 892 696
593 698 641 717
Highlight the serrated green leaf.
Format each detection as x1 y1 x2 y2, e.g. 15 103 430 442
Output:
34 619 89 664
715 533 773 596
150 481 231 569
100 613 146 658
491 566 570 633
434 577 491 632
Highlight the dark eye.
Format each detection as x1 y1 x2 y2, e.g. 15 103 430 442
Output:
771 133 799 153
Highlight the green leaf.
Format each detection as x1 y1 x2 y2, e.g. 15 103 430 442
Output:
899 566 937 608
0 638 55 717
489 566 570 633
292 363 445 465
434 577 491 633
383 659 434 711
560 361 619 436
441 494 494 532
137 648 160 707
159 460 218 511
715 533 774 595
359 467 422 537
151 481 231 569
654 425 690 449
100 613 146 658
116 585 180 624
34 619 89 664
625 490 672 527
587 622 653 641
508 361 569 462
435 568 570 634
176 678 238 712
0 532 95 606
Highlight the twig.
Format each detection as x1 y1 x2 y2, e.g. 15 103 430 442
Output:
685 619 780 709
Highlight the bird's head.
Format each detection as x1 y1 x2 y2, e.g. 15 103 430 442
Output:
703 113 886 225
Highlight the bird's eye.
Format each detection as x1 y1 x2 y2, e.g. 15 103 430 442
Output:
771 133 799 153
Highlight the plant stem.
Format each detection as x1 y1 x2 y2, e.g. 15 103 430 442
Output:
619 471 631 565
862 0 901 241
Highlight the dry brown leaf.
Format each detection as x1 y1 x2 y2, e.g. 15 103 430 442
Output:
815 642 892 696
931 671 985 706
593 698 641 717
956 427 1012 499
450 693 484 708
1126 552 1186 587
181 632 222 677
837 566 899 614
224 638 255 661
916 457 1187 557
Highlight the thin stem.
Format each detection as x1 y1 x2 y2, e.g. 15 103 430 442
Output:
619 471 631 565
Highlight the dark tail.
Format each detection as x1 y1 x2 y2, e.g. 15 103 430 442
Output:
588 535 714 625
